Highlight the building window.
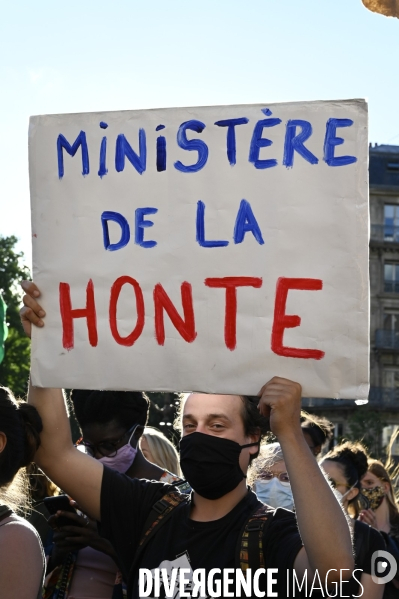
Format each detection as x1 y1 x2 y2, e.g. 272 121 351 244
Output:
384 262 399 292
382 369 399 403
383 311 399 332
376 311 399 349
383 368 399 389
384 204 399 241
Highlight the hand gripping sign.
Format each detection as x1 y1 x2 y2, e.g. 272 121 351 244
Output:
29 100 369 398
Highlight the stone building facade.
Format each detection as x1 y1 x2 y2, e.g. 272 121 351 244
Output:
303 144 399 456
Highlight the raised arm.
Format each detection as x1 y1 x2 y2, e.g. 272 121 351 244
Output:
258 378 354 586
22 282 103 521
28 383 103 520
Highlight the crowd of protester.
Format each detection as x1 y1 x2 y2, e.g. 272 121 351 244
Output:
3 386 399 598
0 283 398 597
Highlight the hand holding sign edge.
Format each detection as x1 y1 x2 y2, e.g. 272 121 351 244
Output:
20 281 45 337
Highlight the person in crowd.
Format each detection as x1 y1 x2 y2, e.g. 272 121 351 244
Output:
360 459 399 597
320 441 386 599
71 389 181 484
249 415 334 510
248 442 294 510
140 426 182 476
21 281 354 598
301 414 334 458
0 385 45 599
44 389 183 599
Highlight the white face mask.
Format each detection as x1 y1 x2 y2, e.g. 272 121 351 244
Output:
334 482 357 504
254 478 294 510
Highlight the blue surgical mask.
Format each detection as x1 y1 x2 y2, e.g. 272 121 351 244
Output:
254 478 294 510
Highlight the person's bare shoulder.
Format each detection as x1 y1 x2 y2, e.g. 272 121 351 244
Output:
0 517 43 599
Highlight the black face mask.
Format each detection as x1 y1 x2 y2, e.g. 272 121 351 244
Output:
179 432 259 500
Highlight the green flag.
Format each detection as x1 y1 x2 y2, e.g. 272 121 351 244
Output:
0 293 8 364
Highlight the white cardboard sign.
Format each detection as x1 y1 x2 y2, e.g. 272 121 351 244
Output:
29 100 369 398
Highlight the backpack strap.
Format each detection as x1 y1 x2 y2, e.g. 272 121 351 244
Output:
127 491 190 597
42 550 77 599
139 491 189 548
0 508 12 524
236 503 274 572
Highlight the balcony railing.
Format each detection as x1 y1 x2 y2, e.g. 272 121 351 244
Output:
375 329 399 349
302 388 399 409
369 387 399 407
384 280 399 293
301 398 356 408
371 224 399 242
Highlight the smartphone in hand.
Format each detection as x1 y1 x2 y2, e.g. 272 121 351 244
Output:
43 494 79 528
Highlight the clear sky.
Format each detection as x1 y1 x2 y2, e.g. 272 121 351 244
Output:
1 0 398 266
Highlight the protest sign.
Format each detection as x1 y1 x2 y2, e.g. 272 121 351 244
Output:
29 100 369 398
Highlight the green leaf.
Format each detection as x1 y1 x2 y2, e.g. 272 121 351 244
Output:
0 235 31 396
0 292 7 364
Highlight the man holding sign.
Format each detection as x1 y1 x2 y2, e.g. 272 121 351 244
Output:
23 99 369 596
22 282 354 597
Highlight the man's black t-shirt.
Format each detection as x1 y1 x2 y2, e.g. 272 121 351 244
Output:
100 466 303 598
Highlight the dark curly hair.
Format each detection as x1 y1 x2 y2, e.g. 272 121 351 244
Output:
0 387 42 487
239 395 271 461
70 389 150 430
301 415 334 450
0 386 42 511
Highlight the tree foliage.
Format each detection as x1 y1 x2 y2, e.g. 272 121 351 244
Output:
346 409 386 459
0 236 31 397
147 392 180 444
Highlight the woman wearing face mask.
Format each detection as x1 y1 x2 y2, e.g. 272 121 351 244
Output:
321 442 386 599
248 442 294 511
360 460 399 597
44 389 183 599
